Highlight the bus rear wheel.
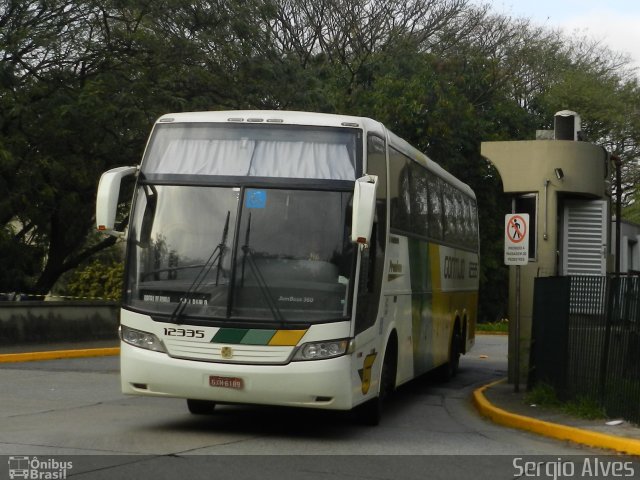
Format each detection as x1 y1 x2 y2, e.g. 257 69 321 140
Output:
439 329 461 381
187 399 217 415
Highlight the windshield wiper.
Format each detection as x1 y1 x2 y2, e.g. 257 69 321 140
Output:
170 211 230 323
238 212 285 323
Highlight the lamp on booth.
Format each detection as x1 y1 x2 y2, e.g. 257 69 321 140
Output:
554 168 564 180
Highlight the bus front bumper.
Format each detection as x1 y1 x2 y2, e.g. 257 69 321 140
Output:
120 342 355 410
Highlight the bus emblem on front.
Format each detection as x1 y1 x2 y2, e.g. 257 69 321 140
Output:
221 346 234 359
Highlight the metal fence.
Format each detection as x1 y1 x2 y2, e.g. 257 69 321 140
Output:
530 275 640 424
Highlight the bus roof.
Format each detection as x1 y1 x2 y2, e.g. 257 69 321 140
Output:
156 110 385 133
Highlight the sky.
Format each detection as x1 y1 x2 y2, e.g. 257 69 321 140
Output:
483 0 640 73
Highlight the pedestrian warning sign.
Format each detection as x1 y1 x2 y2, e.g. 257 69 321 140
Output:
504 213 529 265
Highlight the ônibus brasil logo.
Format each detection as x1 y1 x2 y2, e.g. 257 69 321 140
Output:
8 456 73 480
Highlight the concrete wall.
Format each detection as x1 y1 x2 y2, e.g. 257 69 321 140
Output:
482 140 608 198
0 301 120 346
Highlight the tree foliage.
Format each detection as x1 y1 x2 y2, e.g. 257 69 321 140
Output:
1 0 639 321
64 259 124 301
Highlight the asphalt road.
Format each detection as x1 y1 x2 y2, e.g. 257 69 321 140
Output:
1 335 636 480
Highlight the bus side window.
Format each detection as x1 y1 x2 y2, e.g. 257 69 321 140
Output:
427 175 443 240
389 148 411 234
470 199 479 250
409 162 429 237
443 183 455 243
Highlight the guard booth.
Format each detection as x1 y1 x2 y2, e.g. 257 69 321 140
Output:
481 111 612 382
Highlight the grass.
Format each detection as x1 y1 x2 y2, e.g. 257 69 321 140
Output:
562 396 607 420
525 383 607 420
477 318 509 334
525 382 561 408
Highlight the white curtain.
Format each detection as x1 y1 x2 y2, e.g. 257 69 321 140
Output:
154 139 256 176
152 139 354 180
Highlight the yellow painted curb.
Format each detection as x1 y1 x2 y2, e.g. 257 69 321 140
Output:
0 347 120 363
473 378 640 456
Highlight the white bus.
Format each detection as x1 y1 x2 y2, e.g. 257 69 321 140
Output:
96 111 479 425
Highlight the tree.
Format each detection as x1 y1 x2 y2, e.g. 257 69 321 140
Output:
1 3 134 293
0 0 257 293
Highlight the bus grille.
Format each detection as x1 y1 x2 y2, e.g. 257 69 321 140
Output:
164 338 295 364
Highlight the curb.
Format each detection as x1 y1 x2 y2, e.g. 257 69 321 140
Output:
473 378 640 456
0 347 120 363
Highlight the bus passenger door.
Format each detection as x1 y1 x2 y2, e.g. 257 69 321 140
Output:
352 134 388 399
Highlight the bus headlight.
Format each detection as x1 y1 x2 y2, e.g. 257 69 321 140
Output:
292 339 352 361
120 325 166 353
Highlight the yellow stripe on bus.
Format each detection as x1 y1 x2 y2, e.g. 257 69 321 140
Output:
429 243 442 291
268 330 307 346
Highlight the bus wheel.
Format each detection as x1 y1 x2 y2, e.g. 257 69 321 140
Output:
439 330 461 381
187 399 217 415
356 345 396 426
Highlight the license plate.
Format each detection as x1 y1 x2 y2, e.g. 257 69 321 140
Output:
209 375 244 390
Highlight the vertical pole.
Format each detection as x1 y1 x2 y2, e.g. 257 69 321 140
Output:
600 276 614 405
614 154 622 276
514 265 521 393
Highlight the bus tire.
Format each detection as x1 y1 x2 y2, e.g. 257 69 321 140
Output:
355 341 396 426
187 399 217 415
439 329 461 381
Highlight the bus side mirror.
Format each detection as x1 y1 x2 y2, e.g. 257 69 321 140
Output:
351 175 378 247
96 166 138 237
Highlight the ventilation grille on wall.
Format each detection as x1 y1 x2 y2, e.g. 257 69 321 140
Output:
563 201 606 276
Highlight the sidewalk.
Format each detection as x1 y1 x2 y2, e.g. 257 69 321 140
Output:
474 374 640 456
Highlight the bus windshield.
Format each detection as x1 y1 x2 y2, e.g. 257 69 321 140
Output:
125 185 355 324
